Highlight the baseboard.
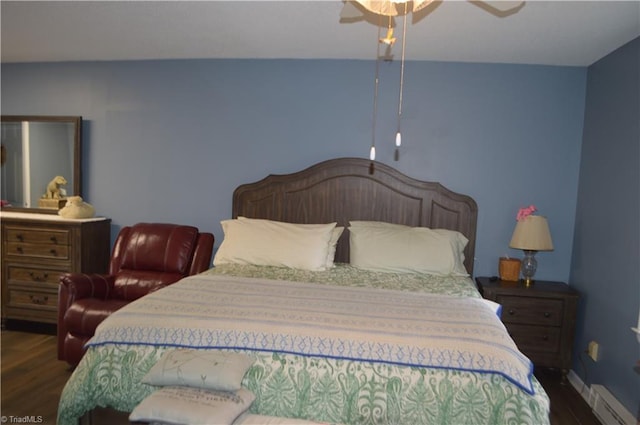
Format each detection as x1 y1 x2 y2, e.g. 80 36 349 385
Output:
2 319 56 335
567 370 638 425
567 369 591 403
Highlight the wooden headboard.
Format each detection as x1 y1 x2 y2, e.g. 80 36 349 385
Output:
233 157 478 275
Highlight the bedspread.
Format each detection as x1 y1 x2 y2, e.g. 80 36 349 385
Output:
87 274 533 393
59 344 549 425
58 270 550 425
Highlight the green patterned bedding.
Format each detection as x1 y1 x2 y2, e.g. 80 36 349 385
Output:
205 263 482 299
57 265 550 425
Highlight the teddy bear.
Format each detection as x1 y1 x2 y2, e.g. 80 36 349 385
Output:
58 196 95 219
43 175 67 199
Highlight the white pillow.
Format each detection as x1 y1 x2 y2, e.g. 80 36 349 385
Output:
129 387 255 425
349 221 468 276
237 217 343 269
432 228 469 276
214 218 337 271
142 349 255 391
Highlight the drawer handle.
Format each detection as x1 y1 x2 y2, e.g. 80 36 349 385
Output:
30 295 48 305
28 272 49 282
543 312 551 318
16 246 23 254
16 234 24 242
50 236 58 244
50 249 58 256
508 309 515 315
542 335 549 341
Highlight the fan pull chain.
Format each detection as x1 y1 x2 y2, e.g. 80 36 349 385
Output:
369 18 383 173
395 2 408 161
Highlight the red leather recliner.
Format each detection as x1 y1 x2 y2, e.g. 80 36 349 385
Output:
57 222 214 366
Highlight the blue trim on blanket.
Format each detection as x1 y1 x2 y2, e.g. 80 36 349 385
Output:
85 340 536 395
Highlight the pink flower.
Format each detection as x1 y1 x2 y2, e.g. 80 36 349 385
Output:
516 205 537 221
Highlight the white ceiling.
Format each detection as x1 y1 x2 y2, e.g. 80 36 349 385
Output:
1 1 639 66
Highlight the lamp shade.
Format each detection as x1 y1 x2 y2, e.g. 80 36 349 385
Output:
509 215 554 251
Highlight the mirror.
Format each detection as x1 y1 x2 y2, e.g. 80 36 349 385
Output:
1 115 82 212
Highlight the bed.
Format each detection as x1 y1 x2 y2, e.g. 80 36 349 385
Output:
57 157 550 425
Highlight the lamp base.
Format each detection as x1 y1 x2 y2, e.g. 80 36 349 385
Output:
521 250 538 286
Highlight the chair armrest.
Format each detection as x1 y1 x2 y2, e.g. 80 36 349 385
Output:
57 273 115 361
58 273 115 308
188 232 215 275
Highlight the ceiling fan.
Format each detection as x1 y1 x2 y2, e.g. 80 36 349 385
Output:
339 0 526 164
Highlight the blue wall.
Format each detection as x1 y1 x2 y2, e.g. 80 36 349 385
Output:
571 37 640 416
3 47 638 415
1 59 587 282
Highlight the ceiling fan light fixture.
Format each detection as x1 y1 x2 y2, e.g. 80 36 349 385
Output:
353 0 435 17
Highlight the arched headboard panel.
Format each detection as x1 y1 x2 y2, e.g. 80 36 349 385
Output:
233 158 478 275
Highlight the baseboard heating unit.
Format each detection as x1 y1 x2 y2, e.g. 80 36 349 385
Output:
589 384 637 425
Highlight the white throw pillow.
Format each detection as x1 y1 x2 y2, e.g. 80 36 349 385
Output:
214 218 337 271
432 228 469 275
142 349 255 391
349 221 468 276
237 217 343 269
129 387 255 425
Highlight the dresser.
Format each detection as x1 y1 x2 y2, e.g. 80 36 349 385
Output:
475 276 579 377
1 212 111 326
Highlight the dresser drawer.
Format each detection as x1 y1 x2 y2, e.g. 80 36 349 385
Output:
498 296 563 326
5 286 58 324
6 241 70 260
7 287 57 311
6 227 70 245
505 323 561 353
7 265 65 285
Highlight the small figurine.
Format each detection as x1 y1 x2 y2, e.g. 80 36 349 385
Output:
58 196 95 219
43 175 67 199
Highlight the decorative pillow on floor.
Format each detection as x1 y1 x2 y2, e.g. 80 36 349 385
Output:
142 349 255 391
129 386 255 425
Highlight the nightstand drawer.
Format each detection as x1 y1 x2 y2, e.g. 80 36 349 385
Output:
498 296 563 326
506 323 561 353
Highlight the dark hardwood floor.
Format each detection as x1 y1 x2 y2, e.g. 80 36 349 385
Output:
536 368 602 425
1 329 72 424
1 329 602 425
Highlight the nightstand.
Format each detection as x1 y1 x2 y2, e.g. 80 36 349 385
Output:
475 277 579 377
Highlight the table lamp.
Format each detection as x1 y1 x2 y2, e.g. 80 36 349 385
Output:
509 215 554 285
